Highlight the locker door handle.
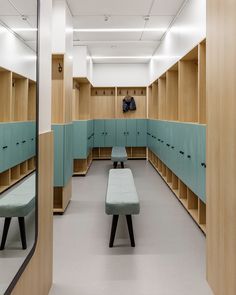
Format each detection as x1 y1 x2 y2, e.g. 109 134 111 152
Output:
22 140 26 144
16 142 20 145
161 140 164 143
147 133 150 135
31 138 34 141
158 139 161 142
2 146 8 149
187 155 191 159
201 163 206 168
171 146 174 149
137 132 140 135
166 144 170 147
179 151 184 155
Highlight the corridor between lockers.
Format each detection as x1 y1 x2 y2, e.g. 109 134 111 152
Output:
49 160 212 295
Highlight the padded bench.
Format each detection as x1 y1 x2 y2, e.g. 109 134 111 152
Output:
0 175 35 250
106 169 140 247
111 146 128 168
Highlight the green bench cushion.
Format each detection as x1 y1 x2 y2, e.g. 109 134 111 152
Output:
0 175 35 217
106 169 140 215
111 146 128 162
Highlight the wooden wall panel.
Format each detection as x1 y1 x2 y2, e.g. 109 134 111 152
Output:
12 78 29 121
166 71 178 120
79 83 91 120
28 82 36 121
178 60 198 122
198 41 206 124
11 131 53 295
91 96 115 119
0 71 12 122
158 78 166 120
148 83 158 119
207 0 236 294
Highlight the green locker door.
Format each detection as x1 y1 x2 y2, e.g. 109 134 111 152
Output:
64 124 73 186
94 120 105 147
116 119 127 146
52 125 64 187
0 124 10 172
104 120 116 147
137 119 147 147
21 122 28 162
126 119 137 147
196 125 206 203
73 121 88 159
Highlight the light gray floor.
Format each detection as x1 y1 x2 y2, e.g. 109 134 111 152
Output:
49 160 213 295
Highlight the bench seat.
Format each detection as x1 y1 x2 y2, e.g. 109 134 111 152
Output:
106 169 140 247
106 169 140 215
0 174 35 250
111 146 127 168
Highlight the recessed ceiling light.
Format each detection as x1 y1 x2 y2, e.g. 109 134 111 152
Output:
91 56 152 60
73 28 166 33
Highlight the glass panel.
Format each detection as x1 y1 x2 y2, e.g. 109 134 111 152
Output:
0 1 38 294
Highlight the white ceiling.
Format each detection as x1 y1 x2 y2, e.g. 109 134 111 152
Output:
68 0 186 63
0 0 37 51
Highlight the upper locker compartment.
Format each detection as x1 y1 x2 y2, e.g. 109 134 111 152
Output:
0 68 12 122
73 78 91 121
91 87 116 119
117 87 147 119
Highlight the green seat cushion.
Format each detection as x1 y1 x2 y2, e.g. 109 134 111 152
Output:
106 169 140 215
111 146 128 162
0 175 35 217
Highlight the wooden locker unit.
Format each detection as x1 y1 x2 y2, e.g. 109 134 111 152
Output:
166 64 178 121
0 68 12 122
52 54 73 213
73 78 91 120
158 75 166 120
28 80 36 121
178 46 198 123
0 67 36 194
198 40 206 124
148 82 158 119
91 87 116 119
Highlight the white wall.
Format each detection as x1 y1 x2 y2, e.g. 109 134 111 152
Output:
73 46 87 77
149 0 206 83
92 63 149 87
39 0 52 133
0 24 36 80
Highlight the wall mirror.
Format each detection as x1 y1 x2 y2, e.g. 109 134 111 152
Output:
0 0 38 294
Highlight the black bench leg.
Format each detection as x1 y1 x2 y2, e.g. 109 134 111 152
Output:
18 217 27 250
113 162 117 169
0 217 12 250
121 162 124 168
109 215 119 248
126 215 135 247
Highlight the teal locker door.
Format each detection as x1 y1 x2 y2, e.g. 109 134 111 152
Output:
174 123 185 178
87 120 93 154
158 121 165 161
64 124 73 185
169 123 176 172
136 119 147 147
52 125 64 187
104 120 116 147
126 119 137 147
164 122 171 168
10 123 18 167
94 120 105 147
155 121 161 157
147 120 152 149
150 120 155 153
15 123 24 165
152 120 158 156
116 119 127 146
22 122 29 162
0 124 10 172
73 121 88 159
196 125 206 203
182 124 195 192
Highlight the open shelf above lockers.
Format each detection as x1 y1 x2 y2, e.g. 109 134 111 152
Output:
52 54 72 124
72 83 147 120
0 67 36 122
148 39 206 124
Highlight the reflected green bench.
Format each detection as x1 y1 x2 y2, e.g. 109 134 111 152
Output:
106 169 140 247
0 175 35 250
111 146 128 168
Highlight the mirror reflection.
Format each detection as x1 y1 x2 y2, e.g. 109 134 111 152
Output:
0 1 37 294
